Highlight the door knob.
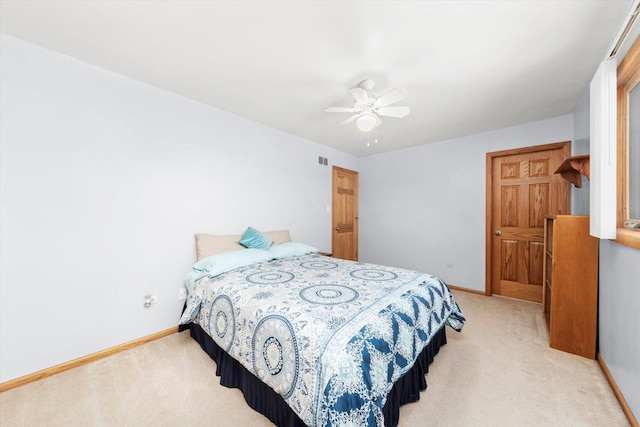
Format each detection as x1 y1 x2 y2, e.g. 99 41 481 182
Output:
335 226 340 231
495 230 502 236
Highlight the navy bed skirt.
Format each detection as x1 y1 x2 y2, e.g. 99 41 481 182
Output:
180 322 447 427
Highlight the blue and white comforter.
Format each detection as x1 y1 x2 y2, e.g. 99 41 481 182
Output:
180 253 465 427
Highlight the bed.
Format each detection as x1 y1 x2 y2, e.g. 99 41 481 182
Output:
179 228 465 427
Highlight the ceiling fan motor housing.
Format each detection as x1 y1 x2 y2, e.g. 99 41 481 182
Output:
325 79 410 131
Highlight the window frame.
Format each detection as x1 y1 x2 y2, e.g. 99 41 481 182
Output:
615 35 640 250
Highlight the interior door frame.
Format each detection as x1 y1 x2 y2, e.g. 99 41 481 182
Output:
332 166 359 260
485 141 571 296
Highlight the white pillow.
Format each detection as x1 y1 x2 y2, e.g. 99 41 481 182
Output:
192 248 273 277
269 242 318 259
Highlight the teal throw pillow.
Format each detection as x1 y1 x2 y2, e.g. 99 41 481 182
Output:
239 227 273 250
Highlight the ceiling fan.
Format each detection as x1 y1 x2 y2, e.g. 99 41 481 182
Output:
325 79 410 132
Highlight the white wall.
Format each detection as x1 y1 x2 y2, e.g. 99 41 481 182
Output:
0 34 358 383
573 64 640 419
572 88 591 215
358 115 573 291
599 241 640 419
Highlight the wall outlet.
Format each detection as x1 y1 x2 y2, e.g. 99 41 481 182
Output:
178 287 187 300
144 294 158 308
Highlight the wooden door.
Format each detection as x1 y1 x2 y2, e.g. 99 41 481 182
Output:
332 166 358 260
486 142 570 303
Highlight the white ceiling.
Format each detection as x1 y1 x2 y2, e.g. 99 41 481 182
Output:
0 1 636 157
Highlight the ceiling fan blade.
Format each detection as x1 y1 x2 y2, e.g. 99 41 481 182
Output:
375 88 407 107
350 87 369 104
324 107 358 113
338 114 360 126
376 106 410 118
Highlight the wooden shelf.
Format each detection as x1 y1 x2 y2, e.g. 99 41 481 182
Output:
543 215 598 359
554 155 590 188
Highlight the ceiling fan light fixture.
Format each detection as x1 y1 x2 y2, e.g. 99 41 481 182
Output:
356 113 377 132
326 79 409 133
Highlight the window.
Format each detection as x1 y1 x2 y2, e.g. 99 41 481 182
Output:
630 84 639 219
616 34 640 249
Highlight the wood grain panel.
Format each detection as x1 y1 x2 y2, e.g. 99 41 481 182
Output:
498 228 544 240
501 240 518 281
332 166 359 261
529 159 549 177
501 280 543 302
517 240 529 285
501 186 519 227
529 183 549 228
521 160 529 179
501 162 520 179
544 216 598 359
487 141 571 301
529 241 544 286
335 223 353 232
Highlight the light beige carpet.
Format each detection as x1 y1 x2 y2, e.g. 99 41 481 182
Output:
0 291 630 426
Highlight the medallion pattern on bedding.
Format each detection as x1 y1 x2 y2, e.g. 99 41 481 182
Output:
180 254 465 427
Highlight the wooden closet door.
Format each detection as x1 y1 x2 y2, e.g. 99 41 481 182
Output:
488 143 570 302
332 166 358 261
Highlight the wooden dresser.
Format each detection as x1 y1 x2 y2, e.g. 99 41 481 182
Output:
543 215 599 359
